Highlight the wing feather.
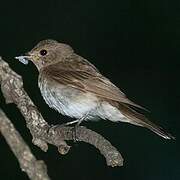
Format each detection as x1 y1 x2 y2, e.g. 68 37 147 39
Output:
41 57 145 110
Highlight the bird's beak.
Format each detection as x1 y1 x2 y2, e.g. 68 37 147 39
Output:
15 54 31 65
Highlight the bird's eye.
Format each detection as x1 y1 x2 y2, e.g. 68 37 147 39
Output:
40 49 47 56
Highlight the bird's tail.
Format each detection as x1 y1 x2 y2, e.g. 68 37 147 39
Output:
144 122 175 140
117 103 175 140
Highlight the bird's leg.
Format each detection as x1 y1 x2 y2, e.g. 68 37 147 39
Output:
59 112 91 141
73 112 90 141
59 120 79 127
64 120 79 126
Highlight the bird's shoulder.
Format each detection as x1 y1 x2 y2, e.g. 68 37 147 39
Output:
39 53 102 90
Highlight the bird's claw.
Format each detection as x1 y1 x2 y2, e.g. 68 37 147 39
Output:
72 124 80 142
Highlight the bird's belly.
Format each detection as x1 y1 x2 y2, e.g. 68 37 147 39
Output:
39 82 99 118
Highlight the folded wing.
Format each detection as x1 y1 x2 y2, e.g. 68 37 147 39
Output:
41 57 145 110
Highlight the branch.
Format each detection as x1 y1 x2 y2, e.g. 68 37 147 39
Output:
0 57 123 167
0 109 50 180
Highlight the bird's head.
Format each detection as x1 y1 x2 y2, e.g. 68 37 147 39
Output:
15 39 74 70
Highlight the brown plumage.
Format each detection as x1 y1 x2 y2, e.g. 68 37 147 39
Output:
15 39 175 139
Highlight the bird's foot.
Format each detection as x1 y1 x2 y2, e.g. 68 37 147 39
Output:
72 123 80 142
61 113 90 141
58 120 79 142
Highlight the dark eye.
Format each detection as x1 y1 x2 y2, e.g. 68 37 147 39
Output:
40 49 47 56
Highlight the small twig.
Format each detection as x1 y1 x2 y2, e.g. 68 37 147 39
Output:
0 57 123 167
0 109 50 180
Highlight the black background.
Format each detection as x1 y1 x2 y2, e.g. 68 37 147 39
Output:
0 0 179 179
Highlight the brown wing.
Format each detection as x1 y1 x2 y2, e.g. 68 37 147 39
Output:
41 56 145 109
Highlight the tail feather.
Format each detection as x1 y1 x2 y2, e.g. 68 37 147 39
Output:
147 123 175 140
117 103 175 140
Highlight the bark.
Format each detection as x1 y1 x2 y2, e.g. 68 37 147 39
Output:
0 109 50 180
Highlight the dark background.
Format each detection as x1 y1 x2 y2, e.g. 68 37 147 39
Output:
0 0 179 179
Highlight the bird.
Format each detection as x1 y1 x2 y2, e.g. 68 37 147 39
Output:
15 39 174 140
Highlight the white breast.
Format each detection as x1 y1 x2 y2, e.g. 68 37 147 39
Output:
38 75 99 119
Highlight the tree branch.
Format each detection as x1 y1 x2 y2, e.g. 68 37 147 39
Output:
0 109 50 180
0 57 123 167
